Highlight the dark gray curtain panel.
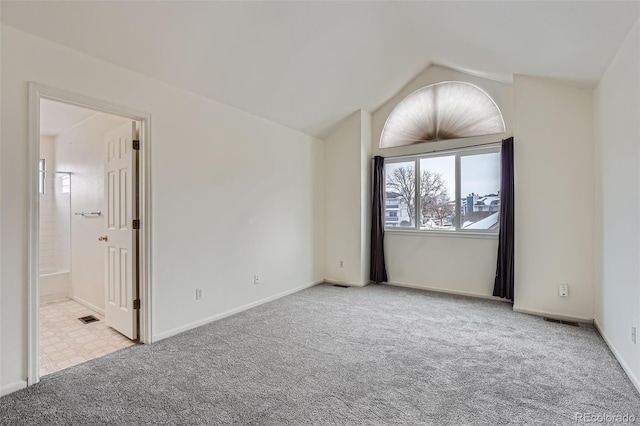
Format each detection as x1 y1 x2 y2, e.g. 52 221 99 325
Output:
370 156 388 283
493 137 514 300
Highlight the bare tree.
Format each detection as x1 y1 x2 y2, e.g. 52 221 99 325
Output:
386 166 417 225
386 166 453 227
420 171 454 225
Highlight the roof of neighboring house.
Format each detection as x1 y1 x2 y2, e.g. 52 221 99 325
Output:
476 196 500 206
463 212 500 230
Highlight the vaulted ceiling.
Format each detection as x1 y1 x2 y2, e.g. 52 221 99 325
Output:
2 1 638 137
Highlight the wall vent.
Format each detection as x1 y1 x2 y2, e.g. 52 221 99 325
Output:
544 317 579 327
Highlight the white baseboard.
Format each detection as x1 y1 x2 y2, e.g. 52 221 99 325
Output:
40 292 69 303
594 320 640 395
324 279 370 288
71 296 105 316
1 380 27 397
386 281 511 302
154 280 323 341
512 306 593 323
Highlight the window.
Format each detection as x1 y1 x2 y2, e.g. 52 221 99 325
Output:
39 159 46 194
419 155 455 230
384 161 416 228
460 152 501 230
380 81 505 148
61 175 70 194
384 145 501 233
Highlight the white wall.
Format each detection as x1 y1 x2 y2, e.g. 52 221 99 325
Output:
359 111 372 282
513 75 594 320
0 24 324 392
39 135 71 302
370 65 512 297
594 20 640 388
54 113 130 313
324 109 371 286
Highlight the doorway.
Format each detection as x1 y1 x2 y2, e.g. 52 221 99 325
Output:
28 84 152 385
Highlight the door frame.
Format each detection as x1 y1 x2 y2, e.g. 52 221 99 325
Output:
27 82 153 385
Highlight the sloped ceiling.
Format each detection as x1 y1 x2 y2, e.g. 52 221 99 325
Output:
1 1 638 138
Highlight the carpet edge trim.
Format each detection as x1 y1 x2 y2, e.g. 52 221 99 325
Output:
594 319 640 396
153 280 323 341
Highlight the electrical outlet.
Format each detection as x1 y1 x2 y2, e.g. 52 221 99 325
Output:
195 288 203 300
632 326 637 344
254 274 260 285
339 260 344 268
558 283 568 297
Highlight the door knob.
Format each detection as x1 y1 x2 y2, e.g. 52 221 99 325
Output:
98 235 108 242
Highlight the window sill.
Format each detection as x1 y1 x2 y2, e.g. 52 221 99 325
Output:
384 229 499 240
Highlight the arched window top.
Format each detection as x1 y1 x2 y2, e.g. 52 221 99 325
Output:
380 81 505 149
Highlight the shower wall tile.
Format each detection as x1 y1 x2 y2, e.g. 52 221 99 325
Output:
39 175 70 273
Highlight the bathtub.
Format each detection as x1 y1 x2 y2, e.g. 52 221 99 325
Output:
39 269 70 303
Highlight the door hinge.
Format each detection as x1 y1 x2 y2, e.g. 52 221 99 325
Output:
132 219 140 229
133 299 141 310
133 140 140 150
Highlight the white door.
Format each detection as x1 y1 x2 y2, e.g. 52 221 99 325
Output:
103 122 138 340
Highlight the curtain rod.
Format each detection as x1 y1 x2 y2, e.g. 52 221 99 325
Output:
372 139 503 161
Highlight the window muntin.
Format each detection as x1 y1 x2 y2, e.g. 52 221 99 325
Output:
384 146 501 234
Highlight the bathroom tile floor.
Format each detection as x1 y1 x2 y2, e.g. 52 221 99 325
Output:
40 299 136 376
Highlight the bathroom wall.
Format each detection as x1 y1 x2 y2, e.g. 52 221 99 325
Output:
54 113 131 314
39 135 58 273
39 135 71 302
39 135 71 275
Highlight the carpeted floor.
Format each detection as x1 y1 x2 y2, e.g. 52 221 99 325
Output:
1 284 639 425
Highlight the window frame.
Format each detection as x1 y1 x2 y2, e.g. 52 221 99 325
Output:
39 159 46 195
61 174 71 194
383 143 501 236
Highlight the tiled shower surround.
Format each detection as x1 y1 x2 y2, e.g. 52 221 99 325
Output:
39 173 70 274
